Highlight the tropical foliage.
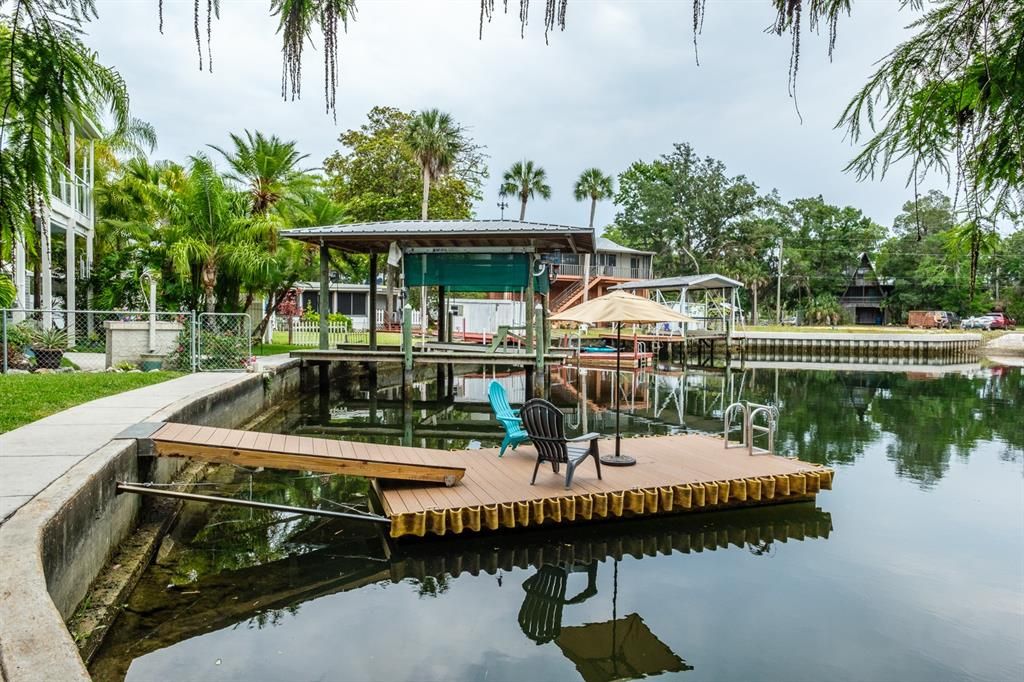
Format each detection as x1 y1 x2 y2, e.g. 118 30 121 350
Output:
573 168 614 228
324 106 485 223
499 160 551 221
603 142 1020 323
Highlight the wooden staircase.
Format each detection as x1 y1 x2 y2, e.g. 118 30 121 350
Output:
551 277 606 312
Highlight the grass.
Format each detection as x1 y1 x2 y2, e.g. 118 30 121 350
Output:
0 371 182 434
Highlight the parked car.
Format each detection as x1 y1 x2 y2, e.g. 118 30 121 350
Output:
937 311 960 329
961 315 995 330
985 312 1017 330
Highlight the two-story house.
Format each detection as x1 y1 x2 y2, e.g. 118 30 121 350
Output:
11 118 97 337
548 237 655 312
839 253 894 325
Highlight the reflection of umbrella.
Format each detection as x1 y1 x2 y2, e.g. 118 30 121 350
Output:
556 613 691 682
551 291 695 465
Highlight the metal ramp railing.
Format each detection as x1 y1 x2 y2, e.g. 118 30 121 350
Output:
723 401 779 455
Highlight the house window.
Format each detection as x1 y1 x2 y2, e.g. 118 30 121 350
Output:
337 292 367 316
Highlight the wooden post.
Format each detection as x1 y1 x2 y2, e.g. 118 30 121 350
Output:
525 257 535 352
437 285 446 343
535 303 545 371
319 242 330 350
402 304 413 401
368 251 378 351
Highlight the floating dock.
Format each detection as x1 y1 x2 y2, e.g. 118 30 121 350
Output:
131 424 833 541
146 422 466 485
377 433 833 538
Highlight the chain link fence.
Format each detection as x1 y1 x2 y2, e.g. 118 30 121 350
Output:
197 312 252 372
1 308 253 374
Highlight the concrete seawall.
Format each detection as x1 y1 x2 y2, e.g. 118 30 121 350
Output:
0 358 307 681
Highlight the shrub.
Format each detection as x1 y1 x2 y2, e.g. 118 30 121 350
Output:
801 294 848 326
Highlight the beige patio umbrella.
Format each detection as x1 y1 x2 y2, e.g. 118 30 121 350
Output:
551 291 694 465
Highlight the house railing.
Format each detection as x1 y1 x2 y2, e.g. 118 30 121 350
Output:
53 167 93 220
557 263 652 280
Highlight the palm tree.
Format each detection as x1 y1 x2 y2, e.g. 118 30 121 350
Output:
573 168 614 228
209 130 311 218
166 155 274 313
405 109 462 220
499 160 551 221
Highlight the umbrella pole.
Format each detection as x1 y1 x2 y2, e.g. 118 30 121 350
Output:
601 321 636 466
616 322 621 456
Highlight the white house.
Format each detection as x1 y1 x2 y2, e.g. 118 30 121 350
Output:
11 117 97 340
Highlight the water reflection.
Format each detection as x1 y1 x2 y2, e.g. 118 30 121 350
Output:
91 495 832 681
89 362 1023 682
276 362 1022 488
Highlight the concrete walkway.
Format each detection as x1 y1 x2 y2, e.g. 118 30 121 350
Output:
0 359 291 525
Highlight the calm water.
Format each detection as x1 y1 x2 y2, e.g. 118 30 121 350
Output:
91 362 1024 682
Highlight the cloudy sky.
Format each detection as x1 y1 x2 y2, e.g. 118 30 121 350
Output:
83 0 943 231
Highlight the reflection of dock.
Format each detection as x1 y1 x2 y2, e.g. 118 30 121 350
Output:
378 434 833 538
92 502 831 679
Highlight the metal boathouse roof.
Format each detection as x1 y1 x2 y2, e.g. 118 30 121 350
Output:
282 219 595 254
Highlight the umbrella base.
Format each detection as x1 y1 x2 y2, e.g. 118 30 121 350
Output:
600 454 636 467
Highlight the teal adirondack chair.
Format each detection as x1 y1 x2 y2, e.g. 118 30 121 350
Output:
489 381 529 456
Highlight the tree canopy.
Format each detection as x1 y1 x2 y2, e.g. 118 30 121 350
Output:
323 106 485 223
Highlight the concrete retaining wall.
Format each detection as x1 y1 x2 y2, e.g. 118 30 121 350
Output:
0 359 309 681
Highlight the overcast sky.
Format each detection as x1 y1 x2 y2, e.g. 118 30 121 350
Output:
83 0 943 232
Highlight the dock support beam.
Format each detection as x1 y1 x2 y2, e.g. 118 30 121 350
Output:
368 251 378 351
319 242 330 350
437 285 446 343
402 304 414 401
525 255 536 352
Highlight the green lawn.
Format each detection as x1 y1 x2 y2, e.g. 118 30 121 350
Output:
0 371 182 434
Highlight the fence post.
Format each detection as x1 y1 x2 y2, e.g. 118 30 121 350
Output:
2 309 8 374
190 311 197 373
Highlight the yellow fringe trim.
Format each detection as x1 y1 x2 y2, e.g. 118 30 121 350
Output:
389 466 835 538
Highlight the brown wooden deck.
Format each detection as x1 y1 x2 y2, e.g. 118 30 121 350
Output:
378 433 833 538
150 422 466 485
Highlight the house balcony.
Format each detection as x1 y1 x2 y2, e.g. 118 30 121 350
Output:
52 168 93 222
556 263 653 281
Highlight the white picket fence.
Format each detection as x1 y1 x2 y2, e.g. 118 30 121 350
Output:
286 320 353 346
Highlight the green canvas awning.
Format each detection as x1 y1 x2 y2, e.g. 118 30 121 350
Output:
405 252 548 293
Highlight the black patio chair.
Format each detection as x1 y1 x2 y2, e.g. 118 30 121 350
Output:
520 398 602 489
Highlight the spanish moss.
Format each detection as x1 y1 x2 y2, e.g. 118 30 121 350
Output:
478 1 566 43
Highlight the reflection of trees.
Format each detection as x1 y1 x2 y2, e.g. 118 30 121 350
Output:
869 370 1024 488
745 370 882 467
166 467 372 585
744 367 1022 488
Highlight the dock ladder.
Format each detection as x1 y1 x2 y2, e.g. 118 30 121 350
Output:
723 401 780 455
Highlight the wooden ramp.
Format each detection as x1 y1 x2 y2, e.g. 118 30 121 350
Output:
150 423 466 485
378 433 834 538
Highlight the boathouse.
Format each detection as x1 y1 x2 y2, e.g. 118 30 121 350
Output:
280 222 598 360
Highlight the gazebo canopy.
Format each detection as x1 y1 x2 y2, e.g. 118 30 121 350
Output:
282 219 595 254
610 273 744 292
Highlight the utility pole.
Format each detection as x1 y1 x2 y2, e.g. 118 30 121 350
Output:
994 265 1000 301
775 237 783 324
497 200 508 220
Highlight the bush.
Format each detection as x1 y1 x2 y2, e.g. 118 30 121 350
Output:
801 294 848 326
301 310 351 327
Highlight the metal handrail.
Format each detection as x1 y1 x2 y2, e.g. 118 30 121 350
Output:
723 401 779 455
723 402 748 449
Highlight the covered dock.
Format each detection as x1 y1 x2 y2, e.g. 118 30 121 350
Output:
281 220 596 394
609 273 745 363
